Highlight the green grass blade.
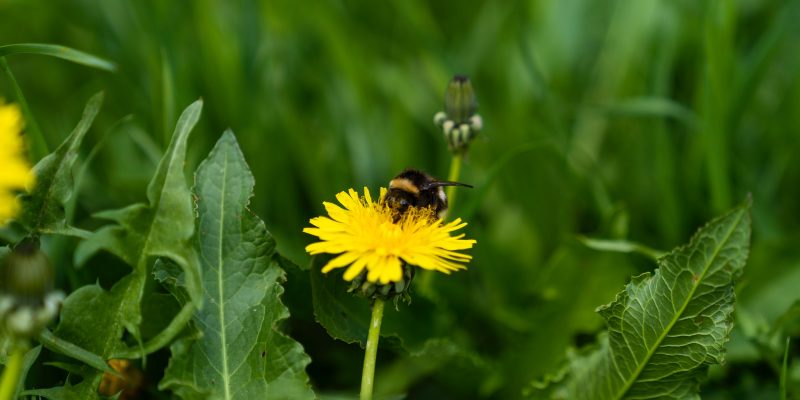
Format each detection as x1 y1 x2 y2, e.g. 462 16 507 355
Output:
598 97 699 130
160 48 176 147
0 43 116 71
702 0 736 213
576 236 666 260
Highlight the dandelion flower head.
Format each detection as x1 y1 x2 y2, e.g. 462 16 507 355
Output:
304 187 476 284
0 102 35 226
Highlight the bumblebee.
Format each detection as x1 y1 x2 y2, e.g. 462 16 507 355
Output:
383 168 472 219
348 169 471 300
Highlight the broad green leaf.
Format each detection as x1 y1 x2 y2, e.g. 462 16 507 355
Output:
277 255 314 321
528 200 751 399
310 256 451 352
0 43 116 71
19 92 103 238
30 101 204 399
310 257 370 346
159 131 313 399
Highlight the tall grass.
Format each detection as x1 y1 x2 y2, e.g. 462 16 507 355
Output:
1 0 798 397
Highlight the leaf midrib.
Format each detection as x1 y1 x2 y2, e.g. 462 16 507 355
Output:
612 210 744 399
216 148 232 400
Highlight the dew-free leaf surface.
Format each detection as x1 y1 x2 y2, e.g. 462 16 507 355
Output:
28 101 204 399
19 92 103 238
529 200 751 399
309 256 443 353
158 131 314 400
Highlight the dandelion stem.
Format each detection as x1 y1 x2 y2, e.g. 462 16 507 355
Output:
360 298 385 400
0 346 25 400
418 153 465 295
781 337 790 400
445 153 464 217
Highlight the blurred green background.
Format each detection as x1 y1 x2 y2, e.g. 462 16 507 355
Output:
2 0 799 398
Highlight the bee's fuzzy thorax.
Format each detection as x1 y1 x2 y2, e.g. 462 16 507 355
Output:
388 177 419 195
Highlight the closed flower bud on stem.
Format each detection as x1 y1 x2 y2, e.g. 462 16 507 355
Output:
445 75 477 124
0 240 64 342
436 75 482 155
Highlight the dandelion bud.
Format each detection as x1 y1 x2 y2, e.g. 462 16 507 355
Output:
436 75 482 155
445 75 477 124
433 111 448 127
459 123 471 142
443 120 455 137
0 241 64 340
469 114 483 132
2 242 53 302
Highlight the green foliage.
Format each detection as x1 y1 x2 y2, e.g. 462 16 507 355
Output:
0 44 116 72
1 0 799 398
529 201 752 399
64 99 201 361
19 92 103 238
310 257 456 353
37 330 115 377
21 101 203 399
14 346 40 399
158 131 314 399
310 258 370 346
0 94 114 398
0 44 113 161
576 236 665 260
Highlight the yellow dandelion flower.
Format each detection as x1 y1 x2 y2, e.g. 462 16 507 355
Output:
0 102 35 226
304 187 476 284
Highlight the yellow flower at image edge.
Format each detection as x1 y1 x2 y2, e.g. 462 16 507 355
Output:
0 102 35 226
304 187 476 284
